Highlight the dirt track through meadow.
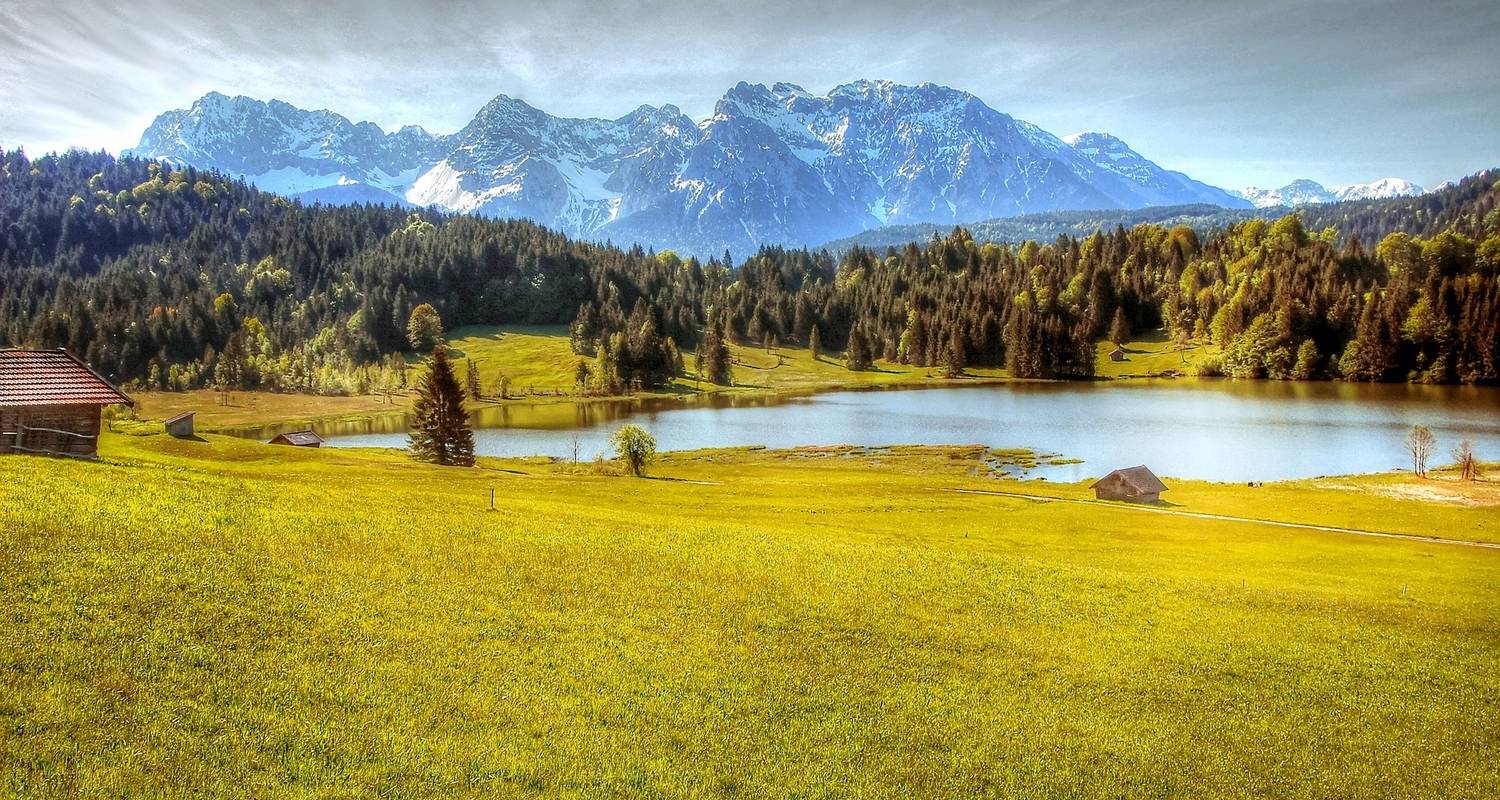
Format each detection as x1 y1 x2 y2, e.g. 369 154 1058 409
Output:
941 487 1500 550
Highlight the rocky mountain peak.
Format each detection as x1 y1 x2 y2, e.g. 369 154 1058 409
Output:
128 81 1258 257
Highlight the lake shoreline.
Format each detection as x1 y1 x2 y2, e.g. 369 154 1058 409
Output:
306 380 1500 483
128 329 1227 439
172 368 1224 442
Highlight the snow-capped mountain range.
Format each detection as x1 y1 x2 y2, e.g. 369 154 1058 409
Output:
1231 177 1425 208
129 81 1261 256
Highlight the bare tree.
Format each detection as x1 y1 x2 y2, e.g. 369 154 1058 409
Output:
1404 425 1437 478
1453 439 1480 481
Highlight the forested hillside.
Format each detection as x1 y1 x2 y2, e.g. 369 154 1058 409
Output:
823 175 1500 253
2 149 1497 391
819 205 1267 252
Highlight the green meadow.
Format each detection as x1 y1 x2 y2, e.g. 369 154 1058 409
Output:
2 434 1497 798
1093 333 1221 379
129 325 1018 434
444 324 1012 397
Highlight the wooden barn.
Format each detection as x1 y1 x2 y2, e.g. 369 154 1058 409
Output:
1109 346 1127 362
0 348 133 459
269 429 323 447
165 411 196 438
1091 465 1169 503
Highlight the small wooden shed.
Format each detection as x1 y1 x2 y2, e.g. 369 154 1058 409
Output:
165 411 196 438
1091 465 1168 503
0 348 134 459
269 429 323 447
1109 346 1127 362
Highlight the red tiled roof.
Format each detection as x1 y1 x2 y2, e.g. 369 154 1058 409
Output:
0 349 134 408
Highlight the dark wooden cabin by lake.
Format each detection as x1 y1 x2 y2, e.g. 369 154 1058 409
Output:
1091 465 1169 503
0 348 134 460
1109 347 1127 362
269 429 323 447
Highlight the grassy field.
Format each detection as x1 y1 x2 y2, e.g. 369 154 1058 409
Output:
126 325 1018 434
2 434 1497 798
1094 332 1220 379
445 325 587 394
128 388 406 434
122 326 1229 436
445 324 1012 396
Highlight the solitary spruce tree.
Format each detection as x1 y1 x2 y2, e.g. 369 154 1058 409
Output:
465 358 481 399
846 326 873 371
409 345 475 466
1109 307 1131 346
702 318 734 386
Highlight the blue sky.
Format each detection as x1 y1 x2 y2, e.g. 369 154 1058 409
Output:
1 0 1495 189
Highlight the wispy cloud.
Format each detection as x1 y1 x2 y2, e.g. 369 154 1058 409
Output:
1 0 1495 188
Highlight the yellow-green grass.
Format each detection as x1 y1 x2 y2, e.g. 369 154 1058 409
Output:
2 435 1497 797
972 465 1500 545
694 340 1009 395
445 324 1012 397
444 325 586 394
1095 332 1221 379
128 388 408 434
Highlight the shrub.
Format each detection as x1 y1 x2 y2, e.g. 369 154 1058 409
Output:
609 424 657 477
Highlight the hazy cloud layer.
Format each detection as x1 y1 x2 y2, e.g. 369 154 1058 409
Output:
1 0 1496 188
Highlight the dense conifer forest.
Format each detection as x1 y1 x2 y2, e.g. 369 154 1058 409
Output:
823 182 1500 254
2 149 1497 392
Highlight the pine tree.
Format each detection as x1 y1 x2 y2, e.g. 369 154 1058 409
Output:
214 332 245 405
409 345 475 466
1109 307 1130 346
702 316 733 386
943 330 967 378
1292 339 1320 379
465 358 481 399
574 360 591 394
846 326 872 371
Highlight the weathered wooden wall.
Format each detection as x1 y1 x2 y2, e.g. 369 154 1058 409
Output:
0 405 103 458
1094 474 1135 501
0 408 15 454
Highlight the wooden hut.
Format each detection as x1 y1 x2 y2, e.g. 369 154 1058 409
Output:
0 348 133 459
165 411 196 438
1109 346 1127 362
1091 465 1168 502
269 429 323 447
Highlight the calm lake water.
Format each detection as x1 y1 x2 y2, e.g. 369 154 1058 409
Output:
298 380 1500 482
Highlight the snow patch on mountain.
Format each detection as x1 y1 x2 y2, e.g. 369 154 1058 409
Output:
1233 177 1425 208
1330 177 1425 202
244 166 346 196
407 161 482 210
